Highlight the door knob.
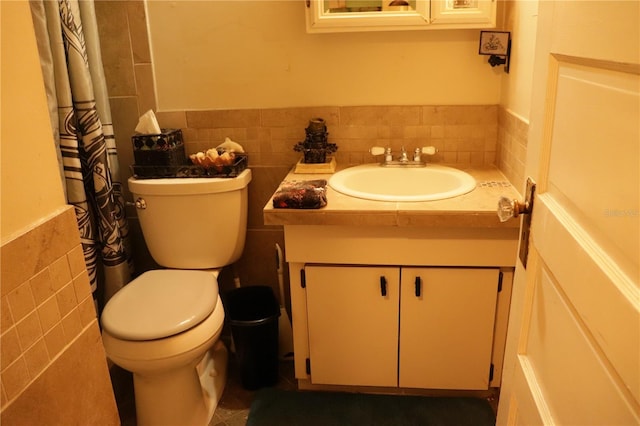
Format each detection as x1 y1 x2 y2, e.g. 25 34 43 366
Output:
497 178 537 268
497 197 530 222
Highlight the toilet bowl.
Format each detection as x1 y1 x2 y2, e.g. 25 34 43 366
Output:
101 169 252 426
101 270 227 426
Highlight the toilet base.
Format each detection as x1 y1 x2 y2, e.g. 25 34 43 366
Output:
199 340 228 423
133 341 228 426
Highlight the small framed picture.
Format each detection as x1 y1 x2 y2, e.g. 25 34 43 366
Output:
479 31 510 56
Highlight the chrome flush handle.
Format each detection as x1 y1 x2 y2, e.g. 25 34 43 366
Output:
134 197 147 210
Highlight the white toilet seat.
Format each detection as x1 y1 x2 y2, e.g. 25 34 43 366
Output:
102 296 225 366
101 270 218 340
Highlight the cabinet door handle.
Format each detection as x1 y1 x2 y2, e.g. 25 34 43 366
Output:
380 276 387 297
415 276 422 297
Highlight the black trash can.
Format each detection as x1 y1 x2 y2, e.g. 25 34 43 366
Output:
225 286 280 390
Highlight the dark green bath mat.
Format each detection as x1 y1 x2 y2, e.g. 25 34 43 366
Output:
247 388 495 426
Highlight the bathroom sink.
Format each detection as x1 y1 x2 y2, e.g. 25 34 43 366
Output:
328 164 476 202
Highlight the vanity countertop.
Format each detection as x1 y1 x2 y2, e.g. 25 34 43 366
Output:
263 165 521 228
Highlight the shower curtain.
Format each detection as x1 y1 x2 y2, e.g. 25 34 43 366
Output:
30 0 132 311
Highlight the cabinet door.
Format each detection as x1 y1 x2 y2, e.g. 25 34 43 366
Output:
399 267 499 390
305 265 399 387
430 0 496 27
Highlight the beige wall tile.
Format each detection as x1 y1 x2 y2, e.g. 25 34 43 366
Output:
187 110 261 128
496 106 528 193
155 111 188 129
49 256 72 293
7 282 35 323
0 208 105 413
458 151 471 164
0 207 77 297
134 63 157 115
29 268 54 305
340 106 421 126
127 1 151 64
61 309 82 345
430 125 444 139
333 125 378 140
56 283 77 319
1 382 6 409
109 96 139 201
22 340 49 379
43 324 66 360
1 328 22 371
1 325 119 426
247 166 291 229
1 358 30 400
95 0 136 97
15 312 42 352
470 151 485 165
72 271 92 304
1 297 13 333
261 107 339 127
66 245 86 279
37 297 61 334
77 298 98 327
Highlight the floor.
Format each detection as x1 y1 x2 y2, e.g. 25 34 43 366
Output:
111 351 498 426
111 353 297 426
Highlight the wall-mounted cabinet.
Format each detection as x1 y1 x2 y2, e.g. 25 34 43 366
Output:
305 0 497 33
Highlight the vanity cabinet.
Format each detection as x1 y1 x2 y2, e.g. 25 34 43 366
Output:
263 165 522 394
306 0 497 33
282 224 519 394
305 265 500 390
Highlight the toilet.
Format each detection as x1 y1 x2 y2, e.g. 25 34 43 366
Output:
101 169 252 426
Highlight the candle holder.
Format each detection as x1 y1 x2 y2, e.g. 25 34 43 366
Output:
294 118 338 164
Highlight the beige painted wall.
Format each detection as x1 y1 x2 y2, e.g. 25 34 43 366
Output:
1 1 67 244
146 0 502 110
493 0 538 194
499 0 538 121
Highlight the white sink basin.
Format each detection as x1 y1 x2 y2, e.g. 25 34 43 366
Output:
329 164 476 202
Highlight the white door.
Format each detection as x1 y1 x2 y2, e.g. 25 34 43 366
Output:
497 1 640 425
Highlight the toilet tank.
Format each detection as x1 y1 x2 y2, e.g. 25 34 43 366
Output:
128 169 252 269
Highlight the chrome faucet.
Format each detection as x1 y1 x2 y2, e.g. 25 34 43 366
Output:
399 147 409 163
369 146 438 167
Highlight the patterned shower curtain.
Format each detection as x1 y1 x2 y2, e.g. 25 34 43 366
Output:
30 0 132 311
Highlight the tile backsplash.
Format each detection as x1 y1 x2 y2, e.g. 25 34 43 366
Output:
496 106 529 194
155 105 498 169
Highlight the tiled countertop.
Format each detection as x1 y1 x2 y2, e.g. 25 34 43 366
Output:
263 165 522 228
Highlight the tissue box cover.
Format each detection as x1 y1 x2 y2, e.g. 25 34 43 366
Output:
132 129 186 166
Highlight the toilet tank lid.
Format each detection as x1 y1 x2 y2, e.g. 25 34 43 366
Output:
101 270 219 341
128 169 251 196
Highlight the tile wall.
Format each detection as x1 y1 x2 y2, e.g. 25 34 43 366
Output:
0 207 119 424
496 106 529 194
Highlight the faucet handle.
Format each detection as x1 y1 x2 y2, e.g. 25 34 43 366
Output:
369 146 386 156
420 146 437 155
